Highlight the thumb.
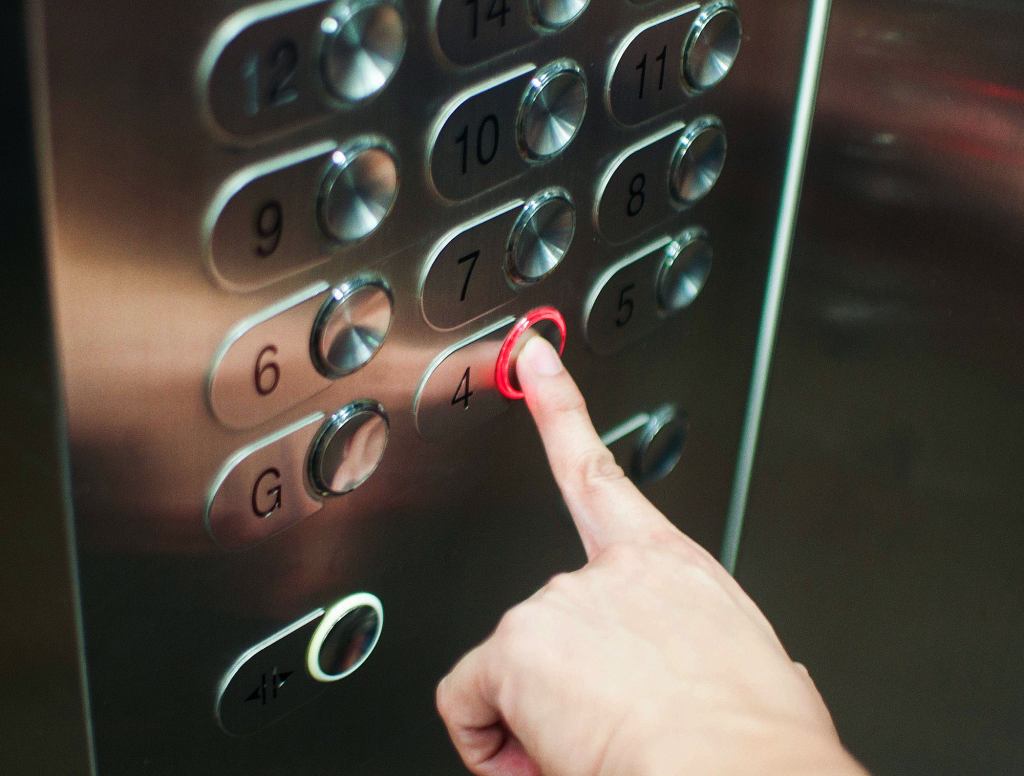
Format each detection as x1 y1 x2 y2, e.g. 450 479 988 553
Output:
515 335 673 559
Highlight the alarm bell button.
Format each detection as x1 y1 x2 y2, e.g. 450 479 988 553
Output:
495 306 567 400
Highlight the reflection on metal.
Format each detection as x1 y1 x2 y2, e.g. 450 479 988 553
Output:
669 115 727 207
506 189 575 285
682 0 742 92
516 59 588 161
311 276 393 378
319 1 406 103
721 0 833 573
309 401 389 496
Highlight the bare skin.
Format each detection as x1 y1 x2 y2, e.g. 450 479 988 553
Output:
436 336 867 776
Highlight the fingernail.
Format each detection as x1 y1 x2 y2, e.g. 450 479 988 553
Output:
520 335 563 377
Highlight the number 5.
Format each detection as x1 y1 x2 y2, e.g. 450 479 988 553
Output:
616 283 635 328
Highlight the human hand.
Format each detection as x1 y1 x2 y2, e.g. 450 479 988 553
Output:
436 336 867 776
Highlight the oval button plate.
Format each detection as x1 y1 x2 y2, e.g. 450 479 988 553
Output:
206 414 324 551
202 0 334 142
420 201 523 330
208 284 332 430
414 318 515 440
204 143 337 293
606 6 699 126
596 123 683 245
429 65 535 201
584 231 710 355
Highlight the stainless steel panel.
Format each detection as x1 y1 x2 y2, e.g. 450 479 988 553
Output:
0 5 93 773
739 1 1024 773
29 1 810 771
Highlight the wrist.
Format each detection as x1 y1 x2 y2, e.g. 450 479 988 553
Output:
627 715 867 776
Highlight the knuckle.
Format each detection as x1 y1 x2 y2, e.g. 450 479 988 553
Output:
493 604 532 647
542 571 578 599
546 381 589 416
434 677 453 717
595 543 640 572
569 446 626 497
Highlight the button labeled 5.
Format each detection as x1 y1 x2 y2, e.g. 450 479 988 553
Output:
584 228 712 355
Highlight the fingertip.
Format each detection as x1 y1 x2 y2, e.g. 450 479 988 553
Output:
517 335 564 389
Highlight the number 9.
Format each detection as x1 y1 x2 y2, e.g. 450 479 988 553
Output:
254 201 283 257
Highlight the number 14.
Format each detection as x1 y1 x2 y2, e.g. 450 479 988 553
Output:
466 0 510 39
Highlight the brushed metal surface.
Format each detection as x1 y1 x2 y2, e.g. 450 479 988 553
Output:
516 59 588 161
30 1 809 772
506 188 575 284
739 1 1024 773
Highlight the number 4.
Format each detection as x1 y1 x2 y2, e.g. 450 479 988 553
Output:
488 0 510 25
452 367 474 409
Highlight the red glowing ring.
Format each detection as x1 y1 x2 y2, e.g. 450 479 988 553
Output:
495 306 567 400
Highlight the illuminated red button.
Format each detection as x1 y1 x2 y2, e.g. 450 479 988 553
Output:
495 306 567 400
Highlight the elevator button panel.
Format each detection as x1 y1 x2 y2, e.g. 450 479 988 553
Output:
601 404 689 484
209 285 334 430
203 1 407 142
307 593 384 682
584 228 712 356
517 60 588 161
312 277 393 378
217 593 383 735
435 0 589 66
420 201 524 331
608 3 740 127
206 414 323 551
596 119 724 245
682 1 742 93
318 139 399 243
507 189 576 285
414 318 515 439
430 61 587 201
218 609 326 735
496 307 568 400
309 401 389 496
319 1 406 103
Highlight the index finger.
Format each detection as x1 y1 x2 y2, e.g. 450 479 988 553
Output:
515 336 674 559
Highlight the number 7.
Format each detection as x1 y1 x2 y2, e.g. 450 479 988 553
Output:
457 250 480 302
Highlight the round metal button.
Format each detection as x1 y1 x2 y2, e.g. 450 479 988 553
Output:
517 60 588 161
670 117 728 207
683 1 742 92
320 1 406 103
531 0 589 30
306 593 384 683
309 401 389 496
507 189 576 285
495 307 567 400
632 406 688 484
319 140 398 243
312 277 392 378
657 228 713 314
